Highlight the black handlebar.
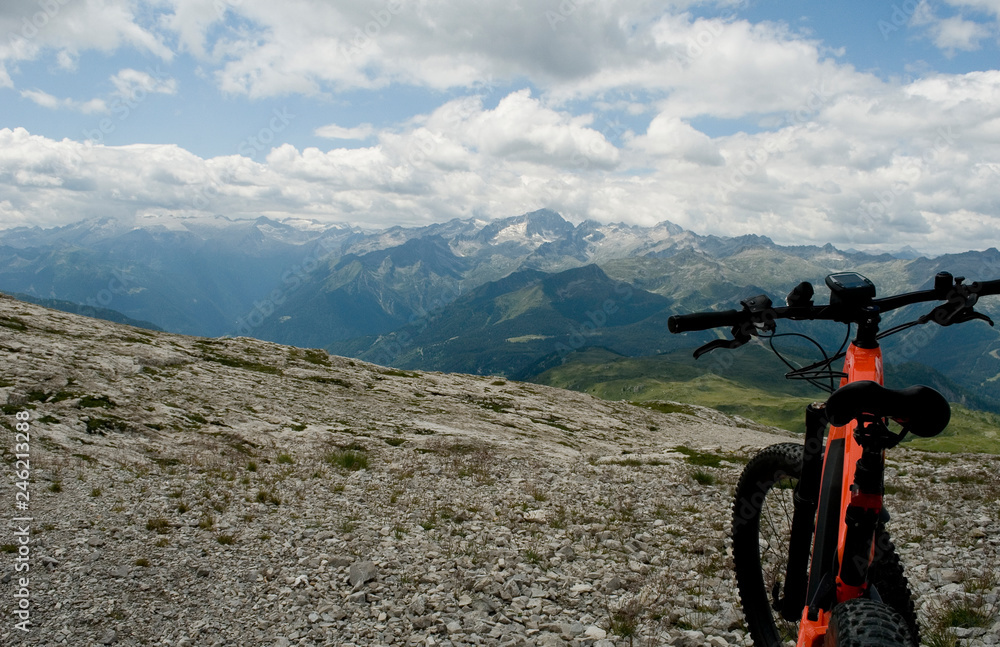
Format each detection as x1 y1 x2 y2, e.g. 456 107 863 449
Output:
667 309 742 334
667 273 1000 336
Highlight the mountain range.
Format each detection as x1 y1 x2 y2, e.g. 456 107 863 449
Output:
2 210 999 408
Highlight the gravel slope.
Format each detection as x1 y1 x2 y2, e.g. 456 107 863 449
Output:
1 294 998 647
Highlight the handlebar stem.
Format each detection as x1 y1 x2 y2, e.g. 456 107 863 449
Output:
853 307 881 349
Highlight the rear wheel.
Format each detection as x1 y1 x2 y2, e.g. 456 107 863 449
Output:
732 443 919 647
826 598 914 647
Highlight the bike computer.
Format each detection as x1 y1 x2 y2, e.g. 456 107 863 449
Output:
825 272 876 306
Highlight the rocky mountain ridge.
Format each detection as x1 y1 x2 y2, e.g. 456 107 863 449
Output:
1 296 998 646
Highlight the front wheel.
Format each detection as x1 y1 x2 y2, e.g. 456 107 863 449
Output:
732 443 919 647
825 598 914 647
732 443 804 646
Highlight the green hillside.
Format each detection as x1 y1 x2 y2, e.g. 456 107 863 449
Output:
534 348 1000 454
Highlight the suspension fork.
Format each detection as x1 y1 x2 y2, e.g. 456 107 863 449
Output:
778 402 828 620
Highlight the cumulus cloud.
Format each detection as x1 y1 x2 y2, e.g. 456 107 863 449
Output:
3 65 1000 253
633 114 724 165
1 0 1000 254
0 0 172 67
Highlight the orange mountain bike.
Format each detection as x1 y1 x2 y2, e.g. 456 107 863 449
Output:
668 271 1000 647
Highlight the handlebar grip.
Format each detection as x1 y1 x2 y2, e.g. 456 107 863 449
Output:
668 309 742 334
973 278 1000 297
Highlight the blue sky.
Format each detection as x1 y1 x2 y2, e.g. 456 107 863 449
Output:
1 0 999 253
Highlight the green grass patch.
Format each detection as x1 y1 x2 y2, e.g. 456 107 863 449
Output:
77 394 117 409
691 469 716 486
673 445 727 468
325 448 368 471
85 416 130 434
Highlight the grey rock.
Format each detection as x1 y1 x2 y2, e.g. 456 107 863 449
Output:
413 615 435 629
349 560 377 587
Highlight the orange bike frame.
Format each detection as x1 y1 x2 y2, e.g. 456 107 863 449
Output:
796 343 884 647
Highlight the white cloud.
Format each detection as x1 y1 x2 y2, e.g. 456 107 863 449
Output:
912 0 997 55
142 0 871 125
946 0 1000 19
633 114 724 165
109 68 178 99
20 88 108 114
314 123 375 140
0 0 172 70
1 1 1000 255
3 66 1000 253
931 15 991 52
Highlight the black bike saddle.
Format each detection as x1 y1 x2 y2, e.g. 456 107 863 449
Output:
825 381 951 438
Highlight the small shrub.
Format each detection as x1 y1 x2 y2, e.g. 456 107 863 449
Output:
90 487 101 497
276 453 294 464
48 481 62 493
216 534 235 545
526 485 547 502
146 517 170 534
691 469 715 486
255 490 280 505
134 558 151 567
606 597 643 640
325 448 368 471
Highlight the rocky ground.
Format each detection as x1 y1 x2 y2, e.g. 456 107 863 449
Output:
1 295 999 646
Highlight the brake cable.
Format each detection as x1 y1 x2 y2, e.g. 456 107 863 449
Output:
760 323 852 393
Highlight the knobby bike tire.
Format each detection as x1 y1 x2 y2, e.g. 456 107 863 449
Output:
825 598 914 647
731 443 919 647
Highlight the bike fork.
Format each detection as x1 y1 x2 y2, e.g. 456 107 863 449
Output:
777 402 828 620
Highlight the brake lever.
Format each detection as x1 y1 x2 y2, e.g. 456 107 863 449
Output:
692 294 776 359
694 336 746 359
919 305 995 327
693 325 752 359
918 276 995 327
